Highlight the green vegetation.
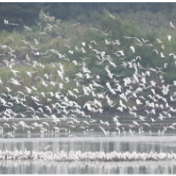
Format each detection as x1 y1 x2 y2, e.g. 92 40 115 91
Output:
0 4 176 113
1 3 176 31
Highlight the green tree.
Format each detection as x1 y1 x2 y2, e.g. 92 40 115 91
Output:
0 3 43 31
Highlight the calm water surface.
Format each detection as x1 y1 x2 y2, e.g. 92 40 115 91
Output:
0 160 176 174
0 118 176 174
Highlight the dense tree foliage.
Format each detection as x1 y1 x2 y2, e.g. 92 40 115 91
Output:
0 3 43 31
0 4 176 112
1 3 176 31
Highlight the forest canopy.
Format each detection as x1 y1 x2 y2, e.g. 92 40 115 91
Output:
0 5 176 113
0 2 176 31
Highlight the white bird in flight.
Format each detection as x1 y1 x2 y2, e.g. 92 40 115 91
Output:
170 22 175 28
130 46 135 53
168 35 171 41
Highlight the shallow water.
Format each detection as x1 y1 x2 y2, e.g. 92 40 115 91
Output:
1 135 176 153
0 118 176 174
0 135 176 174
0 160 176 174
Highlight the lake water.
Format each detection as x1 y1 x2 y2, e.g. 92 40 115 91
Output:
1 135 176 174
0 160 176 174
0 118 176 174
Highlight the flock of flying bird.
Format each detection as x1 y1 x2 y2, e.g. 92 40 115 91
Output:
0 12 176 142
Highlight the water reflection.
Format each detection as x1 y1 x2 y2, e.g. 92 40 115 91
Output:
0 160 175 174
1 118 176 174
0 136 176 153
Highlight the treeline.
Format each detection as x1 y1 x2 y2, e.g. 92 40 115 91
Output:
1 3 176 31
0 10 176 113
